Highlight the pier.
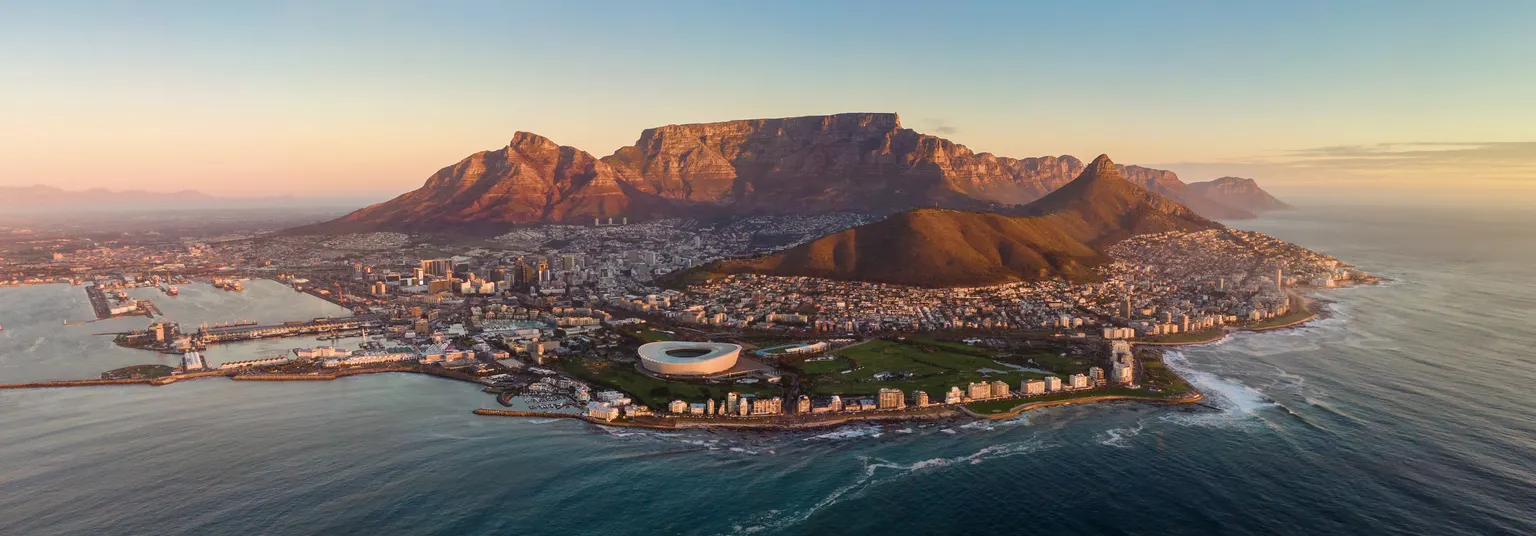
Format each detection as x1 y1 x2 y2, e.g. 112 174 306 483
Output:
197 315 384 344
85 285 113 320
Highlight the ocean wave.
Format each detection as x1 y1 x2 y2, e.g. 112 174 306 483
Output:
724 440 1054 534
804 425 883 442
959 414 1030 431
1098 420 1146 448
1160 350 1277 429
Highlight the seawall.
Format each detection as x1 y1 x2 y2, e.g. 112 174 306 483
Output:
0 379 152 389
963 391 1206 420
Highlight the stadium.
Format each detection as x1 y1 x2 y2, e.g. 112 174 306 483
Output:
637 341 742 377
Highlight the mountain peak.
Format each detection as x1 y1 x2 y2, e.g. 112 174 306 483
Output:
1188 176 1292 212
509 131 557 150
1082 154 1120 180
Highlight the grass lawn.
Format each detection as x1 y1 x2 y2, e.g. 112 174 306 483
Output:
100 364 176 380
903 337 996 357
798 357 851 375
1143 328 1226 344
559 358 777 408
620 327 675 343
806 339 1047 398
1003 348 1094 375
1139 352 1195 395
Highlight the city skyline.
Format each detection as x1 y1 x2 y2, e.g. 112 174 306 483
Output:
3 1 1534 203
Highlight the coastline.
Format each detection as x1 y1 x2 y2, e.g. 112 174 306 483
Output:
1 281 1378 429
473 406 963 431
959 391 1205 420
0 366 484 390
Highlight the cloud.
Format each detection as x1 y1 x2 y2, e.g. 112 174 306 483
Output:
921 117 958 135
1153 141 1536 202
1280 142 1536 177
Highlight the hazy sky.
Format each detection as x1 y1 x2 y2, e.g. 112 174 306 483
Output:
2 1 1533 203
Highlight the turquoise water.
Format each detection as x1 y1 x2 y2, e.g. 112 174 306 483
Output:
0 206 1533 535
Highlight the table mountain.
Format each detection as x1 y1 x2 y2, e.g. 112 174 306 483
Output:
1187 176 1292 213
686 155 1222 287
297 113 1255 234
601 112 1086 213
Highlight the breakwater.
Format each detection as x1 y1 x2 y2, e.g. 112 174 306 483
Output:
0 366 485 390
85 285 113 320
473 409 585 420
0 379 151 389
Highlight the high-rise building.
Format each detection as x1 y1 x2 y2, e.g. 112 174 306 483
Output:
1023 379 1046 395
1070 373 1089 389
1043 376 1062 392
1089 366 1106 386
796 395 811 414
750 397 783 415
727 392 741 414
1112 363 1134 385
990 381 1010 398
420 259 450 278
878 388 905 410
914 391 929 407
967 382 992 400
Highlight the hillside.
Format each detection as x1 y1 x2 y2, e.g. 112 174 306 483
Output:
290 132 639 234
294 113 1255 234
1187 177 1292 213
690 155 1222 287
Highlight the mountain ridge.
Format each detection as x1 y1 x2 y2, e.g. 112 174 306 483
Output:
1187 176 1292 213
298 113 1269 234
685 154 1223 288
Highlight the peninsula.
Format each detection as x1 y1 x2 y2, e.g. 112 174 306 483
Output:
0 113 1373 432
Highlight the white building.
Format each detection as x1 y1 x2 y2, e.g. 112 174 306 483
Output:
1069 373 1089 389
1043 376 1062 393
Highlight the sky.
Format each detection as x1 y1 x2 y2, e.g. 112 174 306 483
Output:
2 0 1533 204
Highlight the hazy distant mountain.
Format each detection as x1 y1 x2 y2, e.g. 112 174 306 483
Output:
1187 177 1292 213
0 185 217 208
685 155 1222 287
0 185 373 213
1119 166 1255 219
298 113 1257 235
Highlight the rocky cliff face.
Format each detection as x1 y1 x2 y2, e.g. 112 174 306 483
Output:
1118 166 1255 220
300 113 1260 234
313 132 631 233
601 113 1085 213
1187 177 1292 213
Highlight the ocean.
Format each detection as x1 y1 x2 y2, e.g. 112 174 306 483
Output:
0 205 1532 535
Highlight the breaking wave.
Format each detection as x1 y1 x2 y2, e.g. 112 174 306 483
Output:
724 439 1055 534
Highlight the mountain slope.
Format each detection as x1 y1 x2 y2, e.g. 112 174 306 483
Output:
1021 155 1222 246
297 132 635 233
691 155 1222 287
294 113 1253 234
1187 177 1292 212
1119 166 1255 219
601 112 1084 213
